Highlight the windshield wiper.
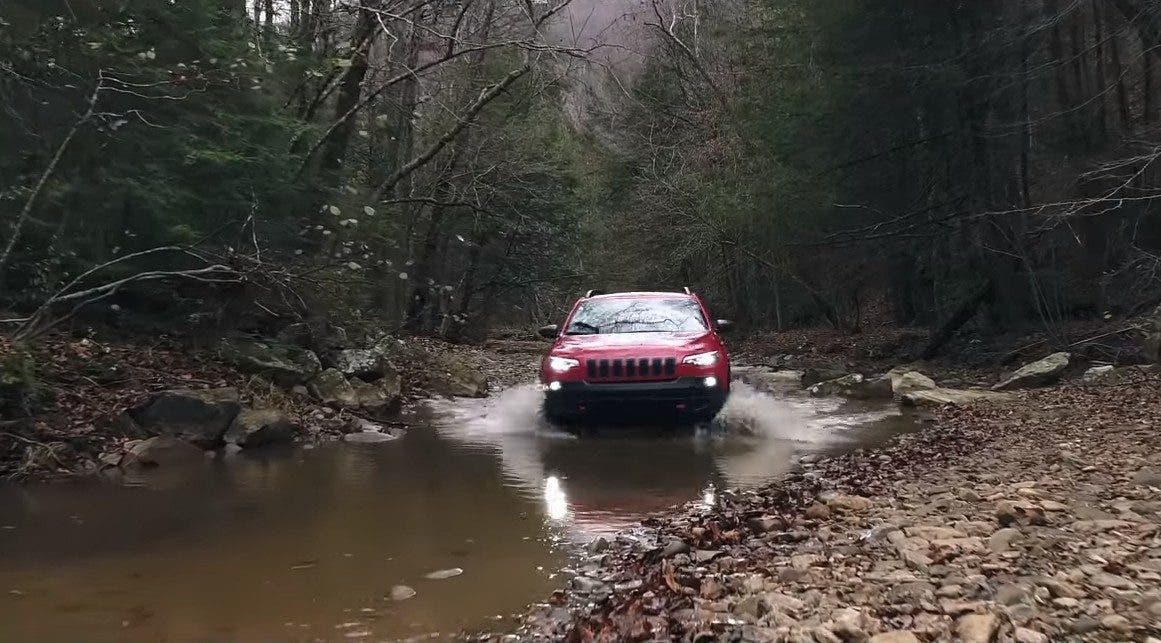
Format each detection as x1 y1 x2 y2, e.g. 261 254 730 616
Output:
565 321 600 335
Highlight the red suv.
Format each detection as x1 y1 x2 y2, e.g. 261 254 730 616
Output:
538 290 732 425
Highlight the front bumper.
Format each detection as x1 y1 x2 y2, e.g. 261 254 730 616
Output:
542 377 727 423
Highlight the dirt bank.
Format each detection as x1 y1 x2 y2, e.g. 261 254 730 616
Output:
517 379 1161 642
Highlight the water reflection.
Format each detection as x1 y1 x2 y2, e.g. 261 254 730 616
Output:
430 381 914 534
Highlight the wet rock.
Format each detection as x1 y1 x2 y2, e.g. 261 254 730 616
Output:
571 576 607 594
694 549 722 563
868 632 919 643
992 352 1070 391
342 431 398 444
219 338 321 386
656 539 689 559
956 613 998 643
747 515 787 533
349 377 402 414
424 567 463 580
128 388 241 447
389 585 416 601
121 436 204 468
224 408 300 448
587 536 609 554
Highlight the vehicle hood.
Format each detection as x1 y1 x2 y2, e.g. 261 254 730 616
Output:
552 331 715 356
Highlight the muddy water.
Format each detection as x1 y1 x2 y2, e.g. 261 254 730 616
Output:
0 381 921 642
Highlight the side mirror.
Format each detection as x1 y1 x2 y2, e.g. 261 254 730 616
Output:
715 319 734 333
538 324 559 339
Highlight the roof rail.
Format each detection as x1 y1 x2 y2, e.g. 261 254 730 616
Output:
682 286 692 295
585 289 605 298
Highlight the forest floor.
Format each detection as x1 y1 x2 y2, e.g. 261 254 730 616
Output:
514 326 1161 643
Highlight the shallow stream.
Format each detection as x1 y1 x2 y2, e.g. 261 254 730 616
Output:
0 379 921 641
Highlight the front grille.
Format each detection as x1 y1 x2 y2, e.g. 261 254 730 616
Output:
586 357 677 381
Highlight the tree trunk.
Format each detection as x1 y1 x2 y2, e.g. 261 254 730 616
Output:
920 280 995 359
1107 4 1133 126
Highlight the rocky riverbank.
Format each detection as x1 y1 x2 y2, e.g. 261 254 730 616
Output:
0 325 523 481
516 373 1161 642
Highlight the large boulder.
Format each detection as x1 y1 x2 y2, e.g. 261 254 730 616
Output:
890 370 938 396
992 352 1070 391
350 377 403 415
901 387 1013 408
429 355 489 398
331 348 399 382
309 368 403 412
219 338 321 387
121 436 205 468
309 368 357 407
224 408 300 448
129 388 241 447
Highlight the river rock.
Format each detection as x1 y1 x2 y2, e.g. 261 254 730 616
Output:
121 436 205 468
224 408 300 448
992 352 1070 390
429 356 489 398
956 613 998 643
826 493 874 513
889 370 937 395
1083 364 1158 385
802 365 850 387
900 387 1012 407
342 430 398 444
868 632 919 643
349 377 402 414
219 338 321 386
389 585 416 601
309 368 357 407
424 567 464 580
331 348 398 382
128 388 241 447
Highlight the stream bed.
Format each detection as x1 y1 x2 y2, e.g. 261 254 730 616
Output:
0 379 922 642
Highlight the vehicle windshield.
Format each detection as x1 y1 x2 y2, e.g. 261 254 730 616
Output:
565 297 707 334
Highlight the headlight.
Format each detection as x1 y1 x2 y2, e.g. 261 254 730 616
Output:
682 351 719 367
548 356 580 372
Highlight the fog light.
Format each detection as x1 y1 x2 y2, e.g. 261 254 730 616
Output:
704 376 718 388
548 381 563 392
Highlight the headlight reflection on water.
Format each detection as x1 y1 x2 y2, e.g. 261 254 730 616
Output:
544 475 570 520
